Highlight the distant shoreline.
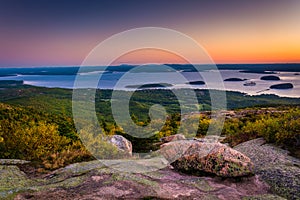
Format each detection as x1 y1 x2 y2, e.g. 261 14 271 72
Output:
1 65 300 98
1 63 300 72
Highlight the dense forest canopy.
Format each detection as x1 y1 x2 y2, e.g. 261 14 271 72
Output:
0 83 300 170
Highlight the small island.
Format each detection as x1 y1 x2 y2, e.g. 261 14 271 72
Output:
224 78 246 82
243 81 256 86
270 83 293 89
125 83 173 89
188 81 205 85
260 75 280 81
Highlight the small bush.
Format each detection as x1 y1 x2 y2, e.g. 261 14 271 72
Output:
42 141 92 170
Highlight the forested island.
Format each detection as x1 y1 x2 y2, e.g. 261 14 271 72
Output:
224 78 246 82
270 83 294 89
261 75 281 81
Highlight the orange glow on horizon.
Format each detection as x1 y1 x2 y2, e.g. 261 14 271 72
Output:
2 26 299 66
111 49 189 65
110 47 300 65
201 38 300 64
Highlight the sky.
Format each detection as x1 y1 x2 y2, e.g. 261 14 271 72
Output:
0 0 300 67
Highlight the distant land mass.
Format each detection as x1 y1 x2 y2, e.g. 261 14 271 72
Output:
167 63 300 73
0 80 23 87
1 63 300 77
239 70 276 74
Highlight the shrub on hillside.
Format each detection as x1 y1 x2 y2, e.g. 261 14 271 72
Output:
222 108 300 153
0 121 70 160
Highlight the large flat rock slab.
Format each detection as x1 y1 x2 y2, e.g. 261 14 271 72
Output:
0 159 283 199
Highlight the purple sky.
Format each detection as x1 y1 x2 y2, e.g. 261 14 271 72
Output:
0 0 299 67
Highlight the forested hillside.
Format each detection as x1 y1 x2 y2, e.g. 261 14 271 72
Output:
0 84 300 171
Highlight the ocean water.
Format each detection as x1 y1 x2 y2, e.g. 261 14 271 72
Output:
0 66 300 98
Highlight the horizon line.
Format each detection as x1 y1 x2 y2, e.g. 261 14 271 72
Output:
1 62 300 68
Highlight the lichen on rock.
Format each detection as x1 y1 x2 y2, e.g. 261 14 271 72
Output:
234 138 300 200
161 140 254 177
0 158 282 199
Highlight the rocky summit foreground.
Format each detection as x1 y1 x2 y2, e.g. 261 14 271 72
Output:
0 159 283 200
0 136 294 199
